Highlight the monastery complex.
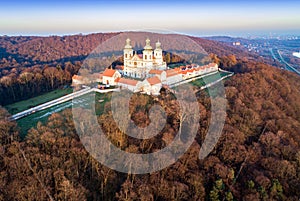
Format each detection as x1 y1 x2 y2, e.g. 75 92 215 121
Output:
73 38 219 95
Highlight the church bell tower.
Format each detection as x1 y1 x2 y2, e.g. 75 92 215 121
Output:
143 38 153 68
154 40 163 65
124 38 133 65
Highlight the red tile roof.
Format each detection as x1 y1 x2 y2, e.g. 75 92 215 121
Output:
72 75 82 80
166 69 179 77
103 69 117 77
149 69 163 75
118 78 139 86
173 67 181 72
115 77 121 82
147 76 161 85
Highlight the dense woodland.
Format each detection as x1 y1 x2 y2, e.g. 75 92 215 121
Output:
0 33 300 200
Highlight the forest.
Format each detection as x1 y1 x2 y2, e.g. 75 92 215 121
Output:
0 33 300 200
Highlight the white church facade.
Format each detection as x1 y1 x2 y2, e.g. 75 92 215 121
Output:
122 38 167 79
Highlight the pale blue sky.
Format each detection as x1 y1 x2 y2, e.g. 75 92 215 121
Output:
1 0 300 36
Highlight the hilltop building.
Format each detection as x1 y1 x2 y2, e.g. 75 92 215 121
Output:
121 38 167 79
72 38 219 95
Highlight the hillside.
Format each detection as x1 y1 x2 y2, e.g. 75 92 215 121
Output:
0 32 276 105
0 32 300 200
0 58 300 200
0 32 266 71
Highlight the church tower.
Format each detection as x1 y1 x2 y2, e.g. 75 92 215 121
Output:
154 40 163 65
143 38 153 68
124 38 133 66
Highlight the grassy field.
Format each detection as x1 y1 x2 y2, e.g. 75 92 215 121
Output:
16 91 112 137
5 88 73 115
191 71 232 87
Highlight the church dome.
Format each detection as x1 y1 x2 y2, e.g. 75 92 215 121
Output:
124 38 132 49
155 40 161 49
144 38 152 50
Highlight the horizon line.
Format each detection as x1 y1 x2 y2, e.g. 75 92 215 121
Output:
1 29 300 38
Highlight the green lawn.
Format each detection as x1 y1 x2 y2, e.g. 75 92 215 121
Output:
95 92 111 115
191 71 232 87
5 88 73 115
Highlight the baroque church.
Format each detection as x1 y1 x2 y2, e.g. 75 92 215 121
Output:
73 38 219 95
122 38 167 78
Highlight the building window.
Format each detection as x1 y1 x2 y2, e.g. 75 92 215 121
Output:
125 53 127 58
145 55 147 60
150 55 152 59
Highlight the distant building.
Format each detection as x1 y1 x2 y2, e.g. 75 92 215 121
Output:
293 51 300 58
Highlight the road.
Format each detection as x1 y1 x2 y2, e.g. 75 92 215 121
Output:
270 48 300 75
277 50 300 75
269 48 279 62
10 87 121 121
10 87 93 120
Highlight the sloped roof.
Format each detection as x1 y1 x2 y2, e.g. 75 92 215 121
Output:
173 67 181 72
118 78 139 86
103 69 117 77
72 75 82 80
149 69 163 75
115 77 121 82
147 76 161 85
166 69 179 77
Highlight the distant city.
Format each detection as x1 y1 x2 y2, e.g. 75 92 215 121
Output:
206 33 300 75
